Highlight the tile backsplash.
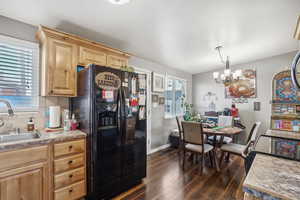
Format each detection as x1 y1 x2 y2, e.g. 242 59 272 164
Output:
0 96 69 132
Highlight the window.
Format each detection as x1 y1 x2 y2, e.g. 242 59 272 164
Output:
0 35 39 112
165 76 187 118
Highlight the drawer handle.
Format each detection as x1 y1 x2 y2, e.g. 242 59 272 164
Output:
69 188 73 193
68 160 73 164
69 174 73 178
69 145 73 150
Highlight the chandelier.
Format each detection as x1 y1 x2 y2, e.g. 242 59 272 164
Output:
213 46 242 85
107 0 130 5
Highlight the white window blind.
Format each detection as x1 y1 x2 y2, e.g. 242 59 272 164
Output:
165 76 187 119
0 35 39 112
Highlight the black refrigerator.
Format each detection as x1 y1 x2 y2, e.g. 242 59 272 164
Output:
71 64 147 200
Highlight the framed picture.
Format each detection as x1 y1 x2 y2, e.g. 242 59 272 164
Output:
296 105 300 113
152 72 165 93
225 69 256 98
152 94 159 108
152 94 159 103
159 97 165 105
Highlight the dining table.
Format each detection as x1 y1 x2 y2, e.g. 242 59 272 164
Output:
203 126 244 147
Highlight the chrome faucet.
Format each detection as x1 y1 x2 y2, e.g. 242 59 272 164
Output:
0 99 14 129
0 99 14 117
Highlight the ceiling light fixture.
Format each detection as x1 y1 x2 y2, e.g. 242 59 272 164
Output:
107 0 131 5
213 46 242 85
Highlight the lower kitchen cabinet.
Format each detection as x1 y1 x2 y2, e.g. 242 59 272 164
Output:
0 137 86 200
53 139 86 200
0 162 49 200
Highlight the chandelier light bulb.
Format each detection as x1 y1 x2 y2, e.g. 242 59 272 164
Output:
224 69 231 77
233 72 238 80
235 69 242 77
107 0 131 5
213 71 219 79
220 74 225 81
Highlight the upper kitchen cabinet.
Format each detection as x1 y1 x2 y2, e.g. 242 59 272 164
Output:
48 38 77 96
78 46 107 66
36 25 130 97
107 54 128 69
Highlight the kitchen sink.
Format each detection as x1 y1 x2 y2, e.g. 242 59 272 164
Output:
0 132 41 143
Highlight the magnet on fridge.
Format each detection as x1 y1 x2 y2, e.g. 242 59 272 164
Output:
132 106 138 113
131 77 137 95
139 107 146 120
102 90 114 102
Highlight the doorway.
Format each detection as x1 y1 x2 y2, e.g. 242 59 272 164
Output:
135 67 152 155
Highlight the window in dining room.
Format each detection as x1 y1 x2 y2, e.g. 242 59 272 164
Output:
165 75 187 119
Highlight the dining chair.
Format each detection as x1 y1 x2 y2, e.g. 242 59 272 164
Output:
181 121 219 174
219 122 261 167
208 116 234 145
175 116 184 155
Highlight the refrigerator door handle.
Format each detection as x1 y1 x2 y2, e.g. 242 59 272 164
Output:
117 88 121 134
120 86 128 145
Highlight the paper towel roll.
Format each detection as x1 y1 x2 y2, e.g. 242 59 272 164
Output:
49 106 61 128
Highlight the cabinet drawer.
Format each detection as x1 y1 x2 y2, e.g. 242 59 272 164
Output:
54 153 84 174
55 180 86 200
54 139 84 158
0 146 48 171
54 167 85 189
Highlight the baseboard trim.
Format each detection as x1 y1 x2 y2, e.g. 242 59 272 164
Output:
149 144 171 154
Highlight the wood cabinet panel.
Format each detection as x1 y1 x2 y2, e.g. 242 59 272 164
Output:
48 38 77 96
37 26 130 97
54 180 86 200
54 167 85 190
79 46 107 66
54 139 85 158
0 162 49 200
54 154 84 174
107 54 128 69
0 146 48 172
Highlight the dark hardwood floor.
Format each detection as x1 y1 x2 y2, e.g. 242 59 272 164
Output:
113 148 245 200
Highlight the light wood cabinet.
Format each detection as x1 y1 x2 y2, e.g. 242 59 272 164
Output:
53 139 86 200
48 38 77 96
54 153 85 174
0 162 49 200
0 146 50 200
0 138 86 200
79 46 107 66
54 167 85 190
54 139 85 158
54 181 86 200
107 54 128 69
37 25 130 97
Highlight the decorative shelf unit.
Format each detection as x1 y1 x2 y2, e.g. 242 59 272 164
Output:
271 70 300 132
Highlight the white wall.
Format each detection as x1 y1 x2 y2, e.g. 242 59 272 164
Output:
130 56 192 149
192 51 297 143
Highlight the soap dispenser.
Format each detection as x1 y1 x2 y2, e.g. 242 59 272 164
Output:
27 117 35 132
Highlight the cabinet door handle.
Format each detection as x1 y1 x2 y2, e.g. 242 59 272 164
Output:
69 145 73 150
68 160 73 164
69 188 73 193
69 174 73 178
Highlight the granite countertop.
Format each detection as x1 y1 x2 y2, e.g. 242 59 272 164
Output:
0 130 86 152
243 154 300 200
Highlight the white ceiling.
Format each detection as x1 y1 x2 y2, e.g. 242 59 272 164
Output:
0 0 299 74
